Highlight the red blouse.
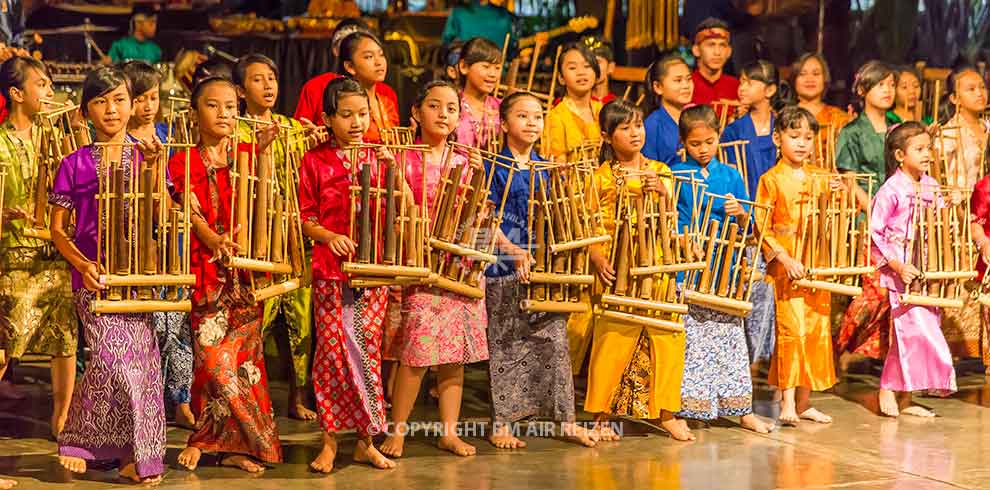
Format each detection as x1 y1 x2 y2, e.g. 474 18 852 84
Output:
298 138 381 281
293 72 399 143
972 175 990 279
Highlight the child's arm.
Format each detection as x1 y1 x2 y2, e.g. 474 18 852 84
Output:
50 206 103 291
494 228 534 283
971 177 990 265
754 173 804 280
870 186 920 286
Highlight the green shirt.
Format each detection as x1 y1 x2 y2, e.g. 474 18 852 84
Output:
441 3 516 47
108 36 162 64
836 112 888 184
0 122 47 252
885 110 933 126
236 113 305 189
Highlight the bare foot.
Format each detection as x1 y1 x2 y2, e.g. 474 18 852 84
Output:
309 435 337 474
740 414 775 433
58 456 86 474
379 434 405 458
177 447 201 471
0 478 15 489
488 425 526 449
878 389 899 417
901 406 936 418
593 421 622 442
561 422 598 448
0 381 25 400
799 407 833 424
779 399 800 426
288 391 317 421
174 403 196 429
659 417 696 441
437 435 476 457
118 463 162 484
220 454 265 473
353 439 396 469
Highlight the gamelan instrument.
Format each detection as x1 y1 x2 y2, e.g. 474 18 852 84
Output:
522 156 611 313
899 183 977 309
596 170 706 333
427 142 519 298
25 102 90 241
683 191 772 316
791 172 875 296
341 141 432 288
92 141 196 313
225 118 317 302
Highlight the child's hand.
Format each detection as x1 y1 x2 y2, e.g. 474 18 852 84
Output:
981 241 990 267
206 224 242 263
2 205 33 225
135 137 163 161
590 248 615 287
510 246 535 283
469 148 484 169
829 177 847 193
891 260 921 286
256 122 280 152
780 254 806 281
376 146 396 166
724 195 745 218
299 117 319 133
325 231 357 257
79 261 106 291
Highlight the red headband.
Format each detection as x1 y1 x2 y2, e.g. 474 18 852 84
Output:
695 28 730 44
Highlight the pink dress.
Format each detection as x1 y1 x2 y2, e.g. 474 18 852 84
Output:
871 169 957 394
455 93 501 150
396 144 489 367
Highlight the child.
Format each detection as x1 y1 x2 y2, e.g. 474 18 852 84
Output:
299 77 396 472
336 31 399 143
119 59 197 430
969 168 990 369
669 105 774 435
585 100 690 441
873 121 956 416
108 4 161 64
836 61 896 360
642 54 693 165
456 36 502 150
545 41 602 161
721 60 782 366
172 77 282 473
690 18 738 113
886 66 930 125
0 56 77 432
50 66 165 483
379 80 489 459
233 53 317 422
485 91 596 449
790 53 849 167
584 35 617 104
755 106 837 425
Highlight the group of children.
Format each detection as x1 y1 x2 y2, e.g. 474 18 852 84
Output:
0 15 989 488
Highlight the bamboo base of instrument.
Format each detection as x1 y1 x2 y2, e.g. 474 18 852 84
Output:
600 294 688 315
22 228 51 240
227 256 293 274
520 299 588 313
899 294 964 309
253 280 300 302
91 299 192 314
597 309 685 333
102 274 196 287
342 262 432 278
429 238 498 264
349 276 424 289
430 275 484 299
528 272 595 285
921 271 979 281
684 290 753 317
793 279 862 297
630 261 708 276
807 266 875 276
549 235 611 254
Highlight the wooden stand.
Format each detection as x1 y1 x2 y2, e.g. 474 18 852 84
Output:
899 183 976 309
791 172 875 296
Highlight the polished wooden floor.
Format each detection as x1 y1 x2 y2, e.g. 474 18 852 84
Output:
2 357 990 489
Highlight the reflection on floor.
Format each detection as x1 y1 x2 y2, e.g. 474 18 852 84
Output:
2 356 990 489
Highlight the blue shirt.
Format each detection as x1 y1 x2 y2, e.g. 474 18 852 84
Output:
721 113 777 197
642 105 683 165
485 146 548 278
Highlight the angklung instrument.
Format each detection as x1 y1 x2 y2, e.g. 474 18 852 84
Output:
522 154 612 313
225 117 316 302
899 183 977 309
166 96 195 146
23 101 89 241
790 172 875 296
426 141 518 298
682 191 772 317
341 140 432 288
91 141 196 313
596 170 706 333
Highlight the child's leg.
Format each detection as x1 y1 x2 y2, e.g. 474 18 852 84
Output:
898 392 935 417
488 421 526 449
309 432 337 473
50 354 75 436
177 446 201 471
354 434 396 469
658 409 696 441
436 364 476 456
380 364 428 457
593 413 621 442
795 387 832 423
878 388 900 417
779 387 799 424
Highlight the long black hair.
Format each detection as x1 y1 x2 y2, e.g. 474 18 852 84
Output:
556 41 601 99
937 65 985 125
883 121 929 181
644 54 690 112
335 31 385 76
119 60 161 97
322 76 369 122
740 60 788 112
411 79 461 141
0 56 51 107
598 99 645 163
81 66 131 116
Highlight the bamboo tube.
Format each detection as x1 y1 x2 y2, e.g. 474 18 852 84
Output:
613 217 632 296
598 309 684 333
528 272 595 285
534 204 548 300
235 150 250 250
252 152 271 260
383 164 397 264
168 209 180 274
698 220 720 292
92 300 192 314
658 196 672 264
226 256 293 274
601 294 688 315
405 206 420 267
733 256 749 300
252 280 301 302
520 299 589 313
357 160 373 263
817 191 830 268
112 165 127 275
635 197 654 299
683 290 753 316
32 155 48 227
102 274 197 287
271 194 285 264
342 262 431 278
526 42 543 92
716 223 739 296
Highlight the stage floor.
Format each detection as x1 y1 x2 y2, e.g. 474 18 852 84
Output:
2 358 989 489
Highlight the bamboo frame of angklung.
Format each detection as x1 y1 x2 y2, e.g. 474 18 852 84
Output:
341 141 432 289
899 182 977 309
91 141 196 314
598 171 707 334
226 118 309 302
790 172 875 297
22 103 86 241
427 141 520 299
165 96 194 146
682 191 771 317
813 123 839 171
716 140 749 192
521 156 611 314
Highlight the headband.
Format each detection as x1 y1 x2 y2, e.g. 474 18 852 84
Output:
332 25 366 55
694 28 730 45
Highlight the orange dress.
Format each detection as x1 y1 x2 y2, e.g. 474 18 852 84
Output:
811 104 850 170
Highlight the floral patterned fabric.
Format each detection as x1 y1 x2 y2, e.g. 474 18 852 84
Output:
397 284 488 367
152 311 192 405
676 305 753 420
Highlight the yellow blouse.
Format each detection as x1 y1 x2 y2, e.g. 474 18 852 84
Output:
754 161 830 264
591 158 674 252
546 98 603 160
